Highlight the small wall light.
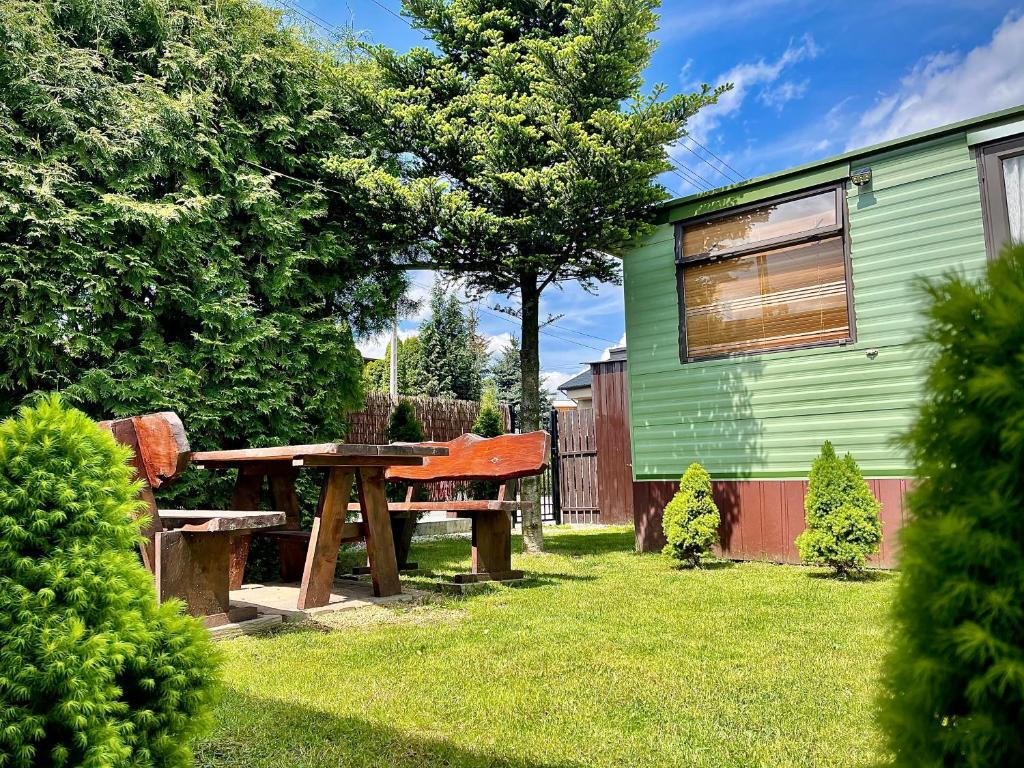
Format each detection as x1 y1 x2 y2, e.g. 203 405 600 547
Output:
851 167 872 187
866 348 879 360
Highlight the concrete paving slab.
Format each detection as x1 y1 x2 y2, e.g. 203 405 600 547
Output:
230 580 420 622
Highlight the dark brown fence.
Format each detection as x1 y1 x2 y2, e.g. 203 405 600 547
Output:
346 393 511 444
555 408 600 524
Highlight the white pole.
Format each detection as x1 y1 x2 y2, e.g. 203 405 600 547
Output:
389 315 399 399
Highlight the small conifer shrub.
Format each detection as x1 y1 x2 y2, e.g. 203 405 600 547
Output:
386 399 426 444
877 245 1024 766
661 463 720 567
795 441 882 576
0 397 219 768
471 385 505 498
472 384 504 439
385 400 426 504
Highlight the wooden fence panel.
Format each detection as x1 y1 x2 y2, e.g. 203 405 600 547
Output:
556 408 600 524
346 393 510 444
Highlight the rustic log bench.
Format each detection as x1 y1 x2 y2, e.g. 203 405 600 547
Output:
99 413 285 627
344 431 551 584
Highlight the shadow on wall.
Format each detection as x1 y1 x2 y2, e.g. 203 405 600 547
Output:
634 349 766 554
198 688 588 768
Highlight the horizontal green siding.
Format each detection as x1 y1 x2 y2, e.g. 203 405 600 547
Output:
625 134 989 480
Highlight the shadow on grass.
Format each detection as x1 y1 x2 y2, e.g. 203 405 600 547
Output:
537 530 635 558
198 689 587 768
806 568 897 583
664 559 737 572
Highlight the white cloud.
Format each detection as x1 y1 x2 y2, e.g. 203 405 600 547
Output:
682 35 820 144
356 327 417 360
658 0 813 40
851 13 1024 147
485 331 513 357
542 369 580 394
666 36 819 195
759 79 809 111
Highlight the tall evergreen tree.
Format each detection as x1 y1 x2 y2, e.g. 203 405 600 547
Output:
416 282 485 400
0 0 433 507
877 245 1024 767
363 336 425 395
491 336 523 408
367 0 724 550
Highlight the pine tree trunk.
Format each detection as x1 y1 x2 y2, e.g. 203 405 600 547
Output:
518 271 545 553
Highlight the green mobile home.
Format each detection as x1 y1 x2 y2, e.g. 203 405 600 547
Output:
624 105 1024 566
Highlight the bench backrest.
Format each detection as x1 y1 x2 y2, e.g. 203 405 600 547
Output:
98 412 191 489
385 431 550 483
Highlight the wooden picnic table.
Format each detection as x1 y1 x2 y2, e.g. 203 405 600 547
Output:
190 443 448 608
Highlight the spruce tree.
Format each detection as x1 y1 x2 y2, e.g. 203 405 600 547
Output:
416 282 485 401
877 245 1024 767
795 441 882 576
490 337 523 408
367 0 724 551
0 397 219 768
661 463 720 567
472 383 505 439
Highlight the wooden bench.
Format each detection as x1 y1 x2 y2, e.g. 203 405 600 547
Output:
99 413 285 627
353 431 550 584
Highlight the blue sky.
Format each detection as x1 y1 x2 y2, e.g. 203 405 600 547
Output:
276 0 1024 397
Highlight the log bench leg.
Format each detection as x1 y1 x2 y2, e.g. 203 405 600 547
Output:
454 510 524 584
271 470 303 582
155 530 257 628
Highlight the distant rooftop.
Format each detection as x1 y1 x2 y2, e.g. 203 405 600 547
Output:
559 368 592 393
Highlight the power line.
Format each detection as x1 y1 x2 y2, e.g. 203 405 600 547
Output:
409 279 611 353
667 165 711 192
670 161 715 191
683 134 744 182
274 0 342 37
361 0 412 26
676 140 742 185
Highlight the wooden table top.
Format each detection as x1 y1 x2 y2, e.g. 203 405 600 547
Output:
191 442 449 469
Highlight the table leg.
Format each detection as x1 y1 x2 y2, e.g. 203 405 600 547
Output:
297 468 354 609
228 466 265 590
357 466 402 597
270 469 304 581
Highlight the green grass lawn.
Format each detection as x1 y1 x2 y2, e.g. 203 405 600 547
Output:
199 527 895 768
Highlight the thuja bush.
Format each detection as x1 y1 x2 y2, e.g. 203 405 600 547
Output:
386 400 426 444
0 398 219 768
877 245 1024 766
795 441 881 576
661 463 720 567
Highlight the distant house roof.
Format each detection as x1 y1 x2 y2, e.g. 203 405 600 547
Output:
559 368 592 393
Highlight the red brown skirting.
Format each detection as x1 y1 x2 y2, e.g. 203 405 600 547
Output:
632 478 911 569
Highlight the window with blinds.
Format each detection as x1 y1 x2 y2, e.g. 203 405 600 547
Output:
677 186 853 361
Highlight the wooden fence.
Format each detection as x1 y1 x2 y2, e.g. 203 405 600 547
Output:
346 393 511 444
555 408 600 524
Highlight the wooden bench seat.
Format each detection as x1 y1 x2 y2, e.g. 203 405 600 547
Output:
376 431 550 585
99 413 285 626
